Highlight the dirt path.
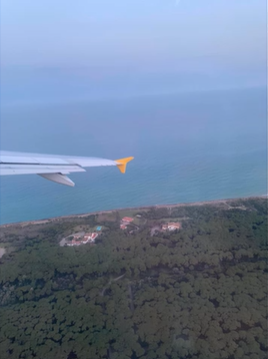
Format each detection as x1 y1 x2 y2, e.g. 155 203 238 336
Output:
0 248 6 258
151 226 161 236
100 274 126 296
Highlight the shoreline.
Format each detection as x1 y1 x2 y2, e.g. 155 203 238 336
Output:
0 195 267 229
1 195 267 228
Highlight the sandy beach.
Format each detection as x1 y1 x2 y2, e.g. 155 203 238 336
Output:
0 195 266 229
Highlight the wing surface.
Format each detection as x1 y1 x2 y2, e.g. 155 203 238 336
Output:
0 151 133 186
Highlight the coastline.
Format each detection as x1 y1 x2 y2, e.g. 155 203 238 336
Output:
0 195 266 229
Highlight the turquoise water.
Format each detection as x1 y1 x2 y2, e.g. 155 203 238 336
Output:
0 87 266 224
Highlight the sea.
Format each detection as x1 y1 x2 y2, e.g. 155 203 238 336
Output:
0 86 267 225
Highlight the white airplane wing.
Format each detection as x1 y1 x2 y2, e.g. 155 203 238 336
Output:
0 151 134 187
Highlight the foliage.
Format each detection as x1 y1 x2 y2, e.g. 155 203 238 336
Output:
0 198 267 359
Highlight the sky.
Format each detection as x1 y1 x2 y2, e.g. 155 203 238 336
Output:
0 0 266 103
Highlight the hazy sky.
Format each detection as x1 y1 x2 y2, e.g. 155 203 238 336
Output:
0 0 266 102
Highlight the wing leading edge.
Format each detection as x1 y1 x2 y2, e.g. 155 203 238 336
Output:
0 151 134 186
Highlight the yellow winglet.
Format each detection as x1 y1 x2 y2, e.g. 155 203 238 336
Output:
115 157 134 174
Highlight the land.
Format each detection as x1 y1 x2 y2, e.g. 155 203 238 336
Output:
0 196 267 359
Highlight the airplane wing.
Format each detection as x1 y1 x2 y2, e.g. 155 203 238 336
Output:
0 151 134 187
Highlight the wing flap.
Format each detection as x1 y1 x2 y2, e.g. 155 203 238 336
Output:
38 173 75 187
0 165 86 176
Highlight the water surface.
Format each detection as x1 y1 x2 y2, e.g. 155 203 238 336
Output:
0 87 266 224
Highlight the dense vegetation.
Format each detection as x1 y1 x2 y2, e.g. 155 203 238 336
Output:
0 198 267 359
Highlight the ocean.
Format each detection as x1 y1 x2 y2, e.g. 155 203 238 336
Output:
0 87 266 224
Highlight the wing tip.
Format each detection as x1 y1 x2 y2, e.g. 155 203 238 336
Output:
115 156 134 174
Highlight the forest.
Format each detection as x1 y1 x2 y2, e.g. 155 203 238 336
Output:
0 198 267 359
